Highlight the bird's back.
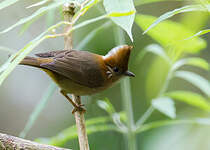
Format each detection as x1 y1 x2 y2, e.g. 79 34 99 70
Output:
20 50 107 91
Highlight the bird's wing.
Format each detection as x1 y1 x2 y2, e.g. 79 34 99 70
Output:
35 50 68 58
39 50 105 88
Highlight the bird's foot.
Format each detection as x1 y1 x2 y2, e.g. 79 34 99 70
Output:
72 104 86 114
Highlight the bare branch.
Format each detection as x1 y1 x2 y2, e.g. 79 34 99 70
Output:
0 133 70 150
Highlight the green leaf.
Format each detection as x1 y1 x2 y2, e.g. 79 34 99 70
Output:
171 57 209 71
135 14 206 55
143 4 210 34
185 29 210 40
135 118 210 133
26 0 50 9
196 118 210 125
72 14 107 31
135 0 182 6
103 0 136 41
152 97 176 119
97 99 127 132
145 57 170 99
97 98 116 115
0 14 109 86
198 0 210 11
78 0 99 15
76 21 111 49
174 71 210 97
36 116 119 146
166 91 210 111
0 46 15 53
0 30 47 86
0 54 16 73
143 44 171 63
181 11 209 33
0 0 20 10
46 8 56 27
19 17 40 35
0 1 65 34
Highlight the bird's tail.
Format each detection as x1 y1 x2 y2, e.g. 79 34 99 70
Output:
20 56 52 68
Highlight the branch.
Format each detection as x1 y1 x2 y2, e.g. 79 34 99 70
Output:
63 2 90 150
0 133 70 150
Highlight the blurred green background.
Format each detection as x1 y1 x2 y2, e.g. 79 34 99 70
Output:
0 0 210 150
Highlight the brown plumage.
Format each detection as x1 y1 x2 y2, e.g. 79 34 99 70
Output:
20 45 134 96
20 45 134 112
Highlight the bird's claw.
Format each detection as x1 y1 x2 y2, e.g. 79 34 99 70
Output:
72 104 86 114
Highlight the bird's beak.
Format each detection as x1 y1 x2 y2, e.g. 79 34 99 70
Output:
124 71 135 77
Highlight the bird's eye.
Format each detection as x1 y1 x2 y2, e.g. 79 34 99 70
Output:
113 67 119 72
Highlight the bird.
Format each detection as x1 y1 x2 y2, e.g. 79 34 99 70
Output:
19 45 135 113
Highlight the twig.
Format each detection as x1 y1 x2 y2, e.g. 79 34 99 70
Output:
63 2 90 150
72 96 90 150
0 132 70 150
71 0 90 25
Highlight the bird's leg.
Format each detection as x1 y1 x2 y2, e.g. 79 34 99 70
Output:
60 90 86 113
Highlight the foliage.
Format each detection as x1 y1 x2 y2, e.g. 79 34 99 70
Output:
0 0 210 150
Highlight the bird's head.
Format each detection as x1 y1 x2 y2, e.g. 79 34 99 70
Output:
103 45 135 80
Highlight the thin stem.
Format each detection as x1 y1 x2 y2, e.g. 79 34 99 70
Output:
114 27 137 150
158 69 173 97
71 15 107 33
135 106 154 128
71 0 90 24
120 78 137 150
63 3 90 150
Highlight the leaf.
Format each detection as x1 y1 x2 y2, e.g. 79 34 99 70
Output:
0 0 20 10
174 71 210 97
0 14 109 86
76 21 111 49
143 44 171 62
181 11 209 33
19 83 57 138
26 0 50 9
0 54 16 73
0 1 65 34
136 120 191 133
0 31 47 86
46 8 56 27
171 57 209 71
166 91 210 111
97 98 116 115
0 46 15 53
143 4 210 34
135 118 210 133
103 0 136 41
196 118 210 125
145 57 170 99
72 14 107 31
185 29 210 40
19 16 40 35
135 0 182 6
79 0 99 15
36 116 119 146
135 14 206 55
199 0 210 11
98 99 127 132
152 97 176 119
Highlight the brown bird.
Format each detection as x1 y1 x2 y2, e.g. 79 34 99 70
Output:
20 45 135 113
